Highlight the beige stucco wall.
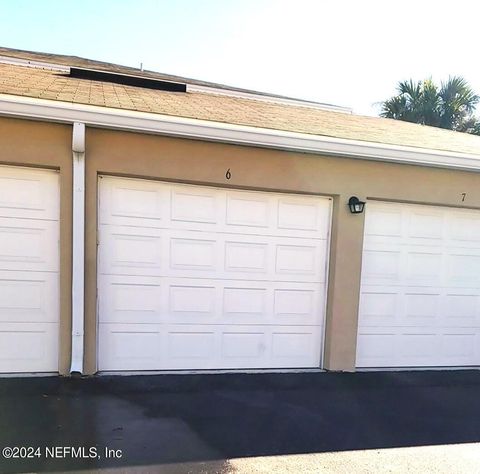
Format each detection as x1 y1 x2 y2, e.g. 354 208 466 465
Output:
2 116 480 375
0 117 72 375
84 126 480 374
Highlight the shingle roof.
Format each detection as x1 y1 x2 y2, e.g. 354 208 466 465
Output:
0 52 479 157
0 46 340 106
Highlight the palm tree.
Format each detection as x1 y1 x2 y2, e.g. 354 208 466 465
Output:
380 76 480 135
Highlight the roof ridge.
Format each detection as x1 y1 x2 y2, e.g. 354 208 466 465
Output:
0 46 349 111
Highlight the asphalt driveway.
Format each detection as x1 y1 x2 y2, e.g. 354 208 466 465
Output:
1 370 480 473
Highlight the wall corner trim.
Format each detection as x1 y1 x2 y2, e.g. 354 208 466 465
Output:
70 122 86 374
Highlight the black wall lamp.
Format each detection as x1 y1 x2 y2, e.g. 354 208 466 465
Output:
348 196 366 214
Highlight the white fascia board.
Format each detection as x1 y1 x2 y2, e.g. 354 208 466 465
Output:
0 93 479 171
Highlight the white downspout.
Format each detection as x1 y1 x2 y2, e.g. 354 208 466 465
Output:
70 122 85 374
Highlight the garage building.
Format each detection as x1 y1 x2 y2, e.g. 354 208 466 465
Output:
0 47 479 375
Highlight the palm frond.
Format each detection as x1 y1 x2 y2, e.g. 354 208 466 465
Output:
380 76 479 134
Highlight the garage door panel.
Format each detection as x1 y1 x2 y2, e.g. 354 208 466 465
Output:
364 205 403 237
404 292 440 324
170 284 217 317
226 192 271 228
0 322 58 372
99 279 163 324
98 177 331 371
448 213 480 243
274 286 321 323
277 196 330 235
98 322 323 371
171 186 222 225
358 290 398 327
358 330 480 368
360 285 480 329
223 286 267 318
225 240 268 273
100 225 327 283
275 244 319 277
98 176 168 226
440 333 478 365
366 204 480 248
99 176 330 239
0 218 58 272
99 226 163 275
357 332 397 367
0 272 59 323
398 332 439 363
447 252 480 285
357 328 439 368
365 203 446 241
361 249 401 283
170 236 217 272
358 201 480 368
221 332 267 361
168 331 216 361
362 245 480 288
443 294 479 326
0 166 59 221
0 166 59 373
407 210 444 240
271 330 320 363
406 251 442 282
100 275 324 326
98 324 163 370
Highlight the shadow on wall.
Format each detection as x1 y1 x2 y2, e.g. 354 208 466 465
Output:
0 370 480 473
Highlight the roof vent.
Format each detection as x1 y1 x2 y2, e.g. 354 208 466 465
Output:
69 67 187 92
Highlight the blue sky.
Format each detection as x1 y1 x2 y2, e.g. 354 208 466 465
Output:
0 0 479 116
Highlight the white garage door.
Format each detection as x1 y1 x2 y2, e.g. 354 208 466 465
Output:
0 165 59 373
357 201 480 368
97 176 331 371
